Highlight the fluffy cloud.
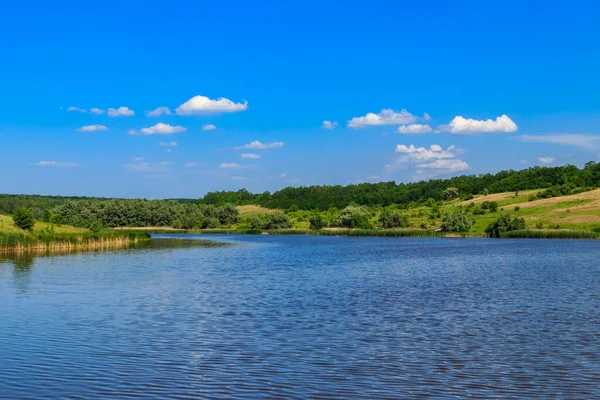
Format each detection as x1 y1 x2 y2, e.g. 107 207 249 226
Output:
438 114 517 134
107 106 135 117
67 106 85 113
131 123 187 135
76 124 108 132
397 124 433 134
160 141 178 147
202 124 217 131
176 95 248 115
520 134 600 149
33 161 78 167
416 159 470 172
146 107 171 117
219 163 240 169
90 108 105 115
322 120 339 129
237 141 284 150
537 157 556 164
348 109 419 128
241 153 261 159
385 143 469 178
395 144 456 161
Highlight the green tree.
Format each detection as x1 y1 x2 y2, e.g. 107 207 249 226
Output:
443 187 460 201
12 207 36 231
440 211 473 232
309 214 326 230
488 201 499 212
379 209 408 228
485 214 526 238
89 220 104 233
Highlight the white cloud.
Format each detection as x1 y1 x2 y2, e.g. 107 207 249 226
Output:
237 140 284 150
519 134 600 149
90 108 105 115
395 144 456 161
146 107 171 117
132 123 187 135
67 106 85 113
322 120 339 129
107 106 135 117
165 149 172 153
202 124 217 131
33 161 78 167
124 161 173 173
280 172 287 178
160 141 178 147
416 159 470 172
348 109 418 128
385 143 469 178
397 124 433 134
219 163 240 169
76 124 108 132
185 162 197 168
133 157 145 161
176 95 248 115
241 153 261 159
423 113 431 121
438 114 517 134
537 157 556 164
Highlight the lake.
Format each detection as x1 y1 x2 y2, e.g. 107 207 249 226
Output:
1 235 599 398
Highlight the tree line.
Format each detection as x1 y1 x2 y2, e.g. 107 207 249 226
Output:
198 162 600 210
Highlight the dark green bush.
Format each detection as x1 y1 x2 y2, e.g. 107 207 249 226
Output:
485 214 526 238
12 207 36 231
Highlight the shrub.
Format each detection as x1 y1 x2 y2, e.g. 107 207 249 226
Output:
536 222 544 229
250 213 292 230
12 207 36 231
485 214 526 238
89 220 104 233
201 217 220 229
528 195 536 202
379 209 409 228
288 204 299 213
332 205 373 229
481 201 490 210
488 201 499 212
217 204 239 226
49 214 67 226
514 206 521 211
420 221 428 229
309 214 326 230
441 211 474 232
472 207 486 215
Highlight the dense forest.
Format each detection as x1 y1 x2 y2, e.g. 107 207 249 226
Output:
1 163 599 230
199 162 600 210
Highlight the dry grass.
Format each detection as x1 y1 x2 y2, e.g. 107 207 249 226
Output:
458 190 538 205
510 188 600 209
237 205 280 217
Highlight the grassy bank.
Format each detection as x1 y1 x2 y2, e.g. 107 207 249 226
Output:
0 231 151 253
172 228 486 238
499 230 600 239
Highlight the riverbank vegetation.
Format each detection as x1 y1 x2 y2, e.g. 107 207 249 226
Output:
0 231 150 253
1 162 600 239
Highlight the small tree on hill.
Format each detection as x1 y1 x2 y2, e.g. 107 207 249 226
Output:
13 207 36 231
444 187 460 201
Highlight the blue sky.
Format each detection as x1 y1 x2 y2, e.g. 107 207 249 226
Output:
1 1 600 198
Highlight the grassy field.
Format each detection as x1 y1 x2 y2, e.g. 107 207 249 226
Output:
232 189 600 234
0 214 87 234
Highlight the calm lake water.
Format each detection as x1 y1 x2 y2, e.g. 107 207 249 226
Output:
1 235 599 399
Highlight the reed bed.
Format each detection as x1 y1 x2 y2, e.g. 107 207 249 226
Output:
0 231 151 253
499 230 600 239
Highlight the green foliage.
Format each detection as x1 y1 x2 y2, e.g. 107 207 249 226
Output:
332 205 373 229
217 204 239 226
378 209 409 228
441 211 474 232
528 195 537 202
485 214 526 238
514 206 521 211
443 187 460 201
472 207 485 215
288 204 299 213
309 214 326 230
499 230 600 239
488 201 499 212
536 222 544 229
89 220 104 233
12 207 36 231
249 213 292 230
